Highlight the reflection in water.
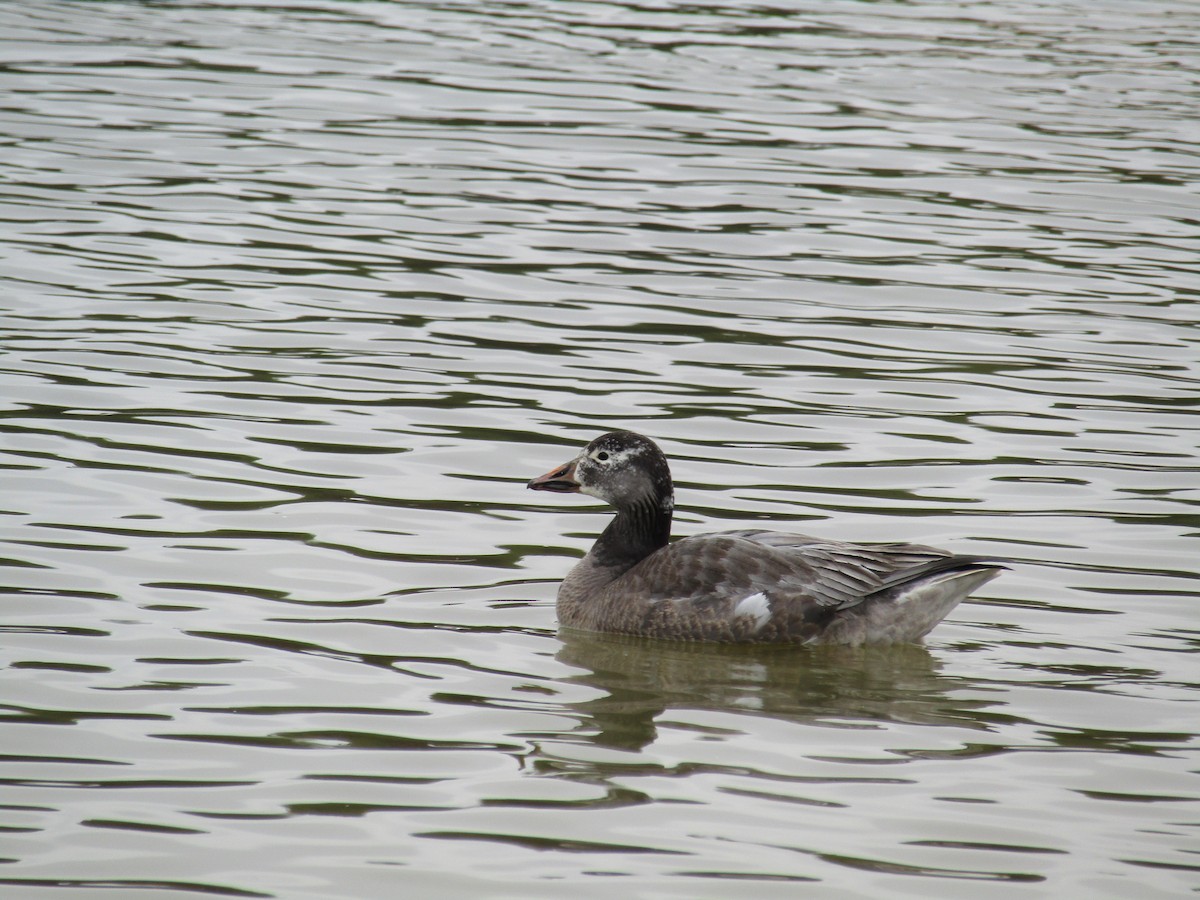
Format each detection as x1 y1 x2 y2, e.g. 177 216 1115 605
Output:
556 632 993 752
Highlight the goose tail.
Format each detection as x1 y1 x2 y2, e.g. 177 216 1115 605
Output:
834 556 1006 645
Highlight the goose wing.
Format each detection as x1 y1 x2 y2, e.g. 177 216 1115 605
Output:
597 531 974 642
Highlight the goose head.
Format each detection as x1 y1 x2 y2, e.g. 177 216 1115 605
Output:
527 431 674 514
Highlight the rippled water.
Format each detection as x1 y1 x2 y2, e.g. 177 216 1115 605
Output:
2 1 1199 897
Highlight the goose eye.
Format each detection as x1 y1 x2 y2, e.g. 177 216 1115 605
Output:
595 451 610 462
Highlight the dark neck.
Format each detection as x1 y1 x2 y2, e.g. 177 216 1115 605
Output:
592 495 673 572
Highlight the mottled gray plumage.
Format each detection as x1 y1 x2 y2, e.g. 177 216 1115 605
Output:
528 431 1004 645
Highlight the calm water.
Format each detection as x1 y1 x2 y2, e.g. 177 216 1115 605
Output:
2 1 1198 897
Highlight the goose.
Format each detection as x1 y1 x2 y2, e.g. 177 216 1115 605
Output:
527 431 1003 644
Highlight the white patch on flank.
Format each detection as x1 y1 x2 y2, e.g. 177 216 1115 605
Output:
734 591 771 631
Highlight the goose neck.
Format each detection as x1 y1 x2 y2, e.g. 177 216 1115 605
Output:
593 496 672 569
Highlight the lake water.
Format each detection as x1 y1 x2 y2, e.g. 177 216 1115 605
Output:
2 1 1198 897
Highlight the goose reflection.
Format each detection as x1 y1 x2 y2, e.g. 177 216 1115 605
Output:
555 630 995 752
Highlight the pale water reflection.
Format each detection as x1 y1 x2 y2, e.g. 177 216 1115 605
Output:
555 636 996 750
1 0 1198 897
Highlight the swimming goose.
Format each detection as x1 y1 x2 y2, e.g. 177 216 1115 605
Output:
528 431 1004 645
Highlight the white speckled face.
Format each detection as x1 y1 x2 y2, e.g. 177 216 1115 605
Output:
575 444 644 502
586 444 637 470
573 431 673 510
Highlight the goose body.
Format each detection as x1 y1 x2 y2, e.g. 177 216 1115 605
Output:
528 431 1003 645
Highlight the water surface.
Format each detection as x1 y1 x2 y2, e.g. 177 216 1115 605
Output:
1 1 1198 897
